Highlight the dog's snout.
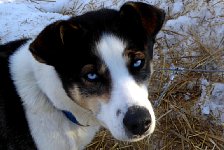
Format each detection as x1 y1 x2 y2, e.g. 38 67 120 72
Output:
123 106 151 135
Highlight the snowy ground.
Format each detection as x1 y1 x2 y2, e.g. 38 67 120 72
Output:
198 79 224 124
0 0 224 132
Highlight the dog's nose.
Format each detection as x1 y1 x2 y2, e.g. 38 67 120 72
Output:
123 106 151 135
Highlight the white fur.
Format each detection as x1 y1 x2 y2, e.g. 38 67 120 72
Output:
96 34 156 141
9 41 100 150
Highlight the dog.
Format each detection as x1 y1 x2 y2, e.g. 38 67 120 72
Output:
0 1 165 150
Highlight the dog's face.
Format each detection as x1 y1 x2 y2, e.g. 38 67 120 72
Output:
29 2 165 141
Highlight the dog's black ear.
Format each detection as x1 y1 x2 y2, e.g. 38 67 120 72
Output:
120 2 165 38
29 20 85 65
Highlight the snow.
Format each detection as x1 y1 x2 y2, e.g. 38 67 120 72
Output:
166 15 195 28
211 83 224 104
197 79 224 124
0 0 223 124
184 93 191 101
206 83 224 120
0 2 69 43
172 1 183 14
202 105 210 115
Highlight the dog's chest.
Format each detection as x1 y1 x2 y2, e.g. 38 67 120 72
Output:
25 105 99 150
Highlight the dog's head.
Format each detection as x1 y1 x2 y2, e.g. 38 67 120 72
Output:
29 2 165 141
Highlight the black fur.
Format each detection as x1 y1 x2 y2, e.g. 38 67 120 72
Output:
0 39 37 149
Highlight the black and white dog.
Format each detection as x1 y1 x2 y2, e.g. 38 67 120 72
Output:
0 2 165 150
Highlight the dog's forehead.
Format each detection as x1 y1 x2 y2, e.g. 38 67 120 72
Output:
55 9 152 80
96 34 127 78
70 8 148 50
66 22 147 64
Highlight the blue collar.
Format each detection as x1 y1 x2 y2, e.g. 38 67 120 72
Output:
62 110 85 126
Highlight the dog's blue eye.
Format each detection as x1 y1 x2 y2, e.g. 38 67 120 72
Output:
86 72 98 81
132 59 144 69
133 60 142 67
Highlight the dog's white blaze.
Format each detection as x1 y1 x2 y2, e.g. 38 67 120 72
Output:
96 34 155 141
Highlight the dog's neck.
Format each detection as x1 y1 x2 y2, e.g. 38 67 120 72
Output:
9 41 100 150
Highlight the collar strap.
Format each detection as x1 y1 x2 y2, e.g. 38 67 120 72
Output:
62 110 86 126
